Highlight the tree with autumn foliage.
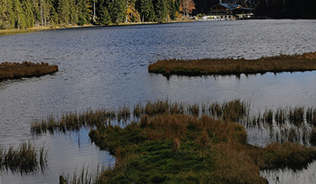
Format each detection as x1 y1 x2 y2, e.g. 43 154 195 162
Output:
126 1 141 22
179 0 195 18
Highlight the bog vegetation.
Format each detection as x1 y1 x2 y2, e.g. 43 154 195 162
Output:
31 100 316 183
0 61 58 80
148 52 316 76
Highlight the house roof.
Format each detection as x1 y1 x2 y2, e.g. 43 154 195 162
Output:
219 3 253 11
219 3 241 11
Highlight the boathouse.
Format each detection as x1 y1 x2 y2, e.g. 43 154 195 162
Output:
209 3 253 19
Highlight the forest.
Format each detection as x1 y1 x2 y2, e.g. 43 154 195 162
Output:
1 0 316 30
254 0 316 18
0 0 195 29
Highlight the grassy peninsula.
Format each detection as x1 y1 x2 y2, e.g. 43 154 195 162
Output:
31 100 316 184
148 52 316 76
0 61 58 80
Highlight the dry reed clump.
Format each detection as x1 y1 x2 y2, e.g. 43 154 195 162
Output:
0 61 58 80
31 109 115 135
310 128 316 146
0 142 47 174
208 100 248 122
275 108 287 125
289 107 304 126
261 142 316 170
148 51 316 76
306 107 316 126
117 106 131 122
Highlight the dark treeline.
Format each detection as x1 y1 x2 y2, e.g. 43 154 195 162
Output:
254 0 316 18
1 0 316 30
0 0 187 29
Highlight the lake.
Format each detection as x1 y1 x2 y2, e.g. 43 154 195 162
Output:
1 19 316 183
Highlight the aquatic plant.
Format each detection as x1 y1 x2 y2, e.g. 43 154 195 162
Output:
289 107 304 126
117 106 131 122
0 142 47 174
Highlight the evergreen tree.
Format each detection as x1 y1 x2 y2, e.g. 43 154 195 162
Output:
108 0 126 24
22 0 35 27
155 0 167 23
0 0 3 28
77 0 90 25
1 0 15 28
58 0 70 25
13 0 27 29
137 0 155 22
99 6 111 24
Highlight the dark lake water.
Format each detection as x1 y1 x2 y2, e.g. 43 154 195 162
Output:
1 19 316 183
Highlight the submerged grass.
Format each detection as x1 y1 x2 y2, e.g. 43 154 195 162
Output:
148 51 316 76
0 142 47 174
0 61 58 80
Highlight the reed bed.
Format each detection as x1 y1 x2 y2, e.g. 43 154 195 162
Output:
59 165 105 184
0 61 58 80
148 51 316 76
0 142 47 174
31 100 249 135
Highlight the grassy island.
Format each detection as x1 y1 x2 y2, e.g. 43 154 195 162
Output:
0 61 58 80
148 52 316 76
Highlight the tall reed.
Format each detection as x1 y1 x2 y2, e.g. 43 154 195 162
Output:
0 142 48 174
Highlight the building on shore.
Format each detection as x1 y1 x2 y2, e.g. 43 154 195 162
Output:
208 3 254 20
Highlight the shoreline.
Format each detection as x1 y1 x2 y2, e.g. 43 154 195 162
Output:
0 20 194 36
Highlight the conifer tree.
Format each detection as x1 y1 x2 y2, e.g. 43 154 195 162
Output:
22 0 35 27
108 0 126 24
137 0 155 22
58 0 70 25
155 0 167 23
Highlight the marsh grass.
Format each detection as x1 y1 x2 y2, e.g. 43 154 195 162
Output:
60 165 106 184
0 142 48 174
90 113 316 184
29 100 316 183
31 99 249 136
148 51 316 76
0 61 58 80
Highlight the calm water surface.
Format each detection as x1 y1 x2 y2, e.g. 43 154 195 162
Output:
1 20 316 183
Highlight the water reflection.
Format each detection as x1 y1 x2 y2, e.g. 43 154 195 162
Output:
261 161 316 184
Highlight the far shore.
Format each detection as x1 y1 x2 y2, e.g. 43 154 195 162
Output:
0 61 58 80
0 20 194 36
148 52 316 76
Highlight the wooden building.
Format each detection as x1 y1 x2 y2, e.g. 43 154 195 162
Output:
209 3 253 19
